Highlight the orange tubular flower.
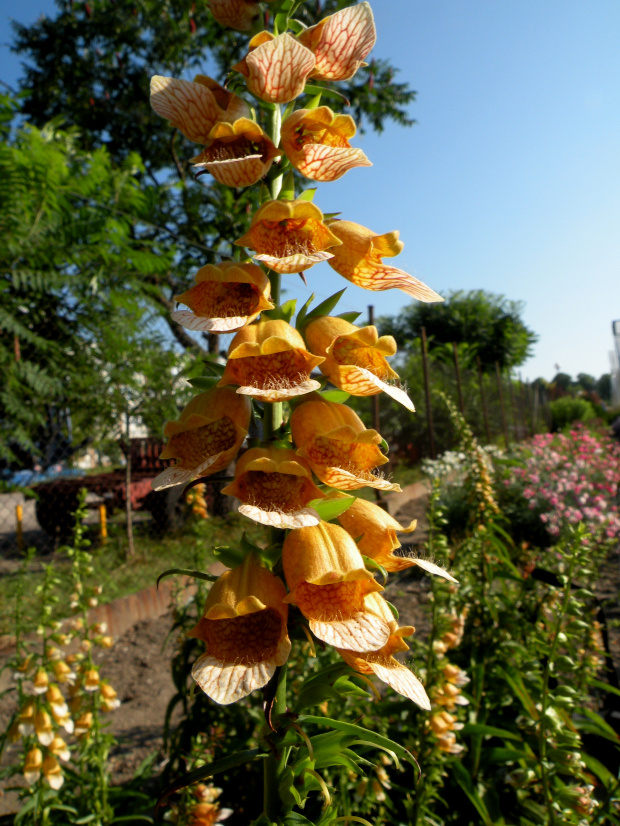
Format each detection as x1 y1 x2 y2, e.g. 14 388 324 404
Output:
172 262 274 334
221 447 324 529
291 396 401 492
190 554 291 705
209 0 272 31
153 388 250 490
235 199 342 274
190 118 282 188
150 75 250 144
337 497 458 581
217 319 324 402
337 593 431 709
280 107 371 182
233 32 316 104
23 748 43 785
305 316 413 410
326 220 444 302
298 2 376 82
283 522 391 652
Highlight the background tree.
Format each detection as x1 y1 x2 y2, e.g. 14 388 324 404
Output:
381 289 538 372
0 96 192 468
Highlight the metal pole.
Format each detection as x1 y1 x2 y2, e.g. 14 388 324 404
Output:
452 342 465 415
495 361 510 447
421 327 436 459
477 357 492 444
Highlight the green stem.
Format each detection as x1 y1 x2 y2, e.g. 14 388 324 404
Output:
263 665 288 820
538 539 578 826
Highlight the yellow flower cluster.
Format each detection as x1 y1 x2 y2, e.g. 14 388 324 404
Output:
149 2 451 711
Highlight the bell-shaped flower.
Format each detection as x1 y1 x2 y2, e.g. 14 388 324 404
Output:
281 107 371 182
209 0 271 31
49 736 71 762
23 747 43 785
282 522 391 652
233 32 315 104
190 554 291 705
221 447 324 529
297 2 376 82
100 683 121 712
190 118 282 188
337 593 431 709
150 75 250 144
74 712 93 738
235 199 342 274
51 703 74 734
46 685 69 719
51 660 75 685
188 801 233 826
336 497 458 580
172 262 273 334
217 319 324 402
33 667 49 694
326 220 443 302
291 396 401 492
34 709 54 746
42 754 64 790
17 701 36 737
83 668 100 692
305 316 413 410
153 387 251 490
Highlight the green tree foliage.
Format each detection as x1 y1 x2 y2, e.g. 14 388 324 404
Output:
0 97 191 467
382 289 538 372
11 0 417 342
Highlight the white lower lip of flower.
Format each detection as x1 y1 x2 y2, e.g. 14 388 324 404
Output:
55 747 71 762
310 613 390 653
46 773 64 790
354 367 414 412
37 730 54 747
253 250 333 274
327 467 401 492
371 661 431 710
50 702 69 717
24 770 41 785
171 310 249 333
18 723 35 736
151 453 222 490
236 379 321 402
409 558 459 583
238 503 321 529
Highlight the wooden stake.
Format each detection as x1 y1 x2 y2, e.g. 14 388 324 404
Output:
99 503 107 543
495 361 510 447
477 357 492 444
452 342 465 415
421 327 436 459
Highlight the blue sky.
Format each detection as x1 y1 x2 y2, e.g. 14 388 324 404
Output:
2 0 619 381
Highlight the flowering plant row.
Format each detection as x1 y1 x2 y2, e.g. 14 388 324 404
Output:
147 1 451 821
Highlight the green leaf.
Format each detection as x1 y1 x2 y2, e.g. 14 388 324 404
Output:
212 545 246 569
298 187 317 202
589 678 620 699
500 668 539 720
303 84 350 105
109 818 154 825
296 289 347 333
580 752 615 786
263 299 297 323
280 170 296 200
156 568 218 589
384 600 399 620
337 311 362 324
187 376 218 391
308 495 356 522
201 360 226 377
305 94 322 110
297 715 419 770
451 761 493 826
155 749 265 817
362 555 388 583
461 724 521 742
320 389 350 404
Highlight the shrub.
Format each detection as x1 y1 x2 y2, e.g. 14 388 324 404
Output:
550 396 595 431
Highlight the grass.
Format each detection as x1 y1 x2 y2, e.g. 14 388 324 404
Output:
0 513 264 637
